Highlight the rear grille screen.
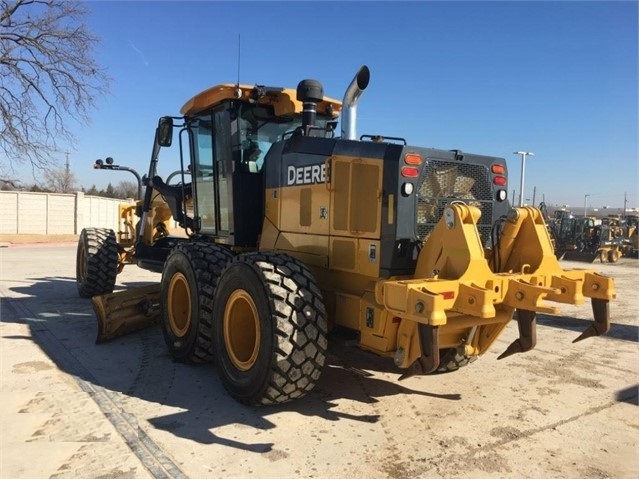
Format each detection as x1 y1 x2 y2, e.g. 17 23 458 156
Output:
416 161 493 245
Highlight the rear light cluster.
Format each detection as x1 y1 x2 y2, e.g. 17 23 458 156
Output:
400 152 422 196
401 153 422 179
491 163 508 201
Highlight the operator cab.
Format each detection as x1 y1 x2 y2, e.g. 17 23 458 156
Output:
148 84 341 248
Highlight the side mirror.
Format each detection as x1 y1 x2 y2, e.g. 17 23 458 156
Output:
157 117 173 147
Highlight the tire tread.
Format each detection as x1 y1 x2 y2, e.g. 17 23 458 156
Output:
76 228 118 298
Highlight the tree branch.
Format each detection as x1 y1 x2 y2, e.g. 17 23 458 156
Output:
0 0 110 178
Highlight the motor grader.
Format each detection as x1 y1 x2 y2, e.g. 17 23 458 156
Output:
552 216 602 262
76 66 616 406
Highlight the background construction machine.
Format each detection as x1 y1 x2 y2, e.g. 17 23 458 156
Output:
544 211 637 263
76 66 615 406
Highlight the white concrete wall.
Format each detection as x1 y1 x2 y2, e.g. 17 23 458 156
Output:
0 192 18 234
0 191 132 235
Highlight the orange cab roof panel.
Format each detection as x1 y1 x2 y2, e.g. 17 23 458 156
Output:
180 83 342 118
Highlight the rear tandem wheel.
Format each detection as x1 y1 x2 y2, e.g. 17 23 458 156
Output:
212 252 328 406
160 242 232 363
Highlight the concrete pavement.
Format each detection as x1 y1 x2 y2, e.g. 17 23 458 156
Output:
1 244 637 479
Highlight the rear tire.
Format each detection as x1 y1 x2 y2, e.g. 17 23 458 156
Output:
212 252 327 405
160 242 232 363
434 347 478 374
76 228 118 298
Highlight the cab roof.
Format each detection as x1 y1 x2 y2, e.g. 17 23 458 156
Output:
180 83 342 118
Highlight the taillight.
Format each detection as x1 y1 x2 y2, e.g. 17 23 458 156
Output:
401 166 420 178
491 164 506 175
404 153 422 165
493 176 507 186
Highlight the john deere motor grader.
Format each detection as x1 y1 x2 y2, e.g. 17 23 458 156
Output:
76 66 615 406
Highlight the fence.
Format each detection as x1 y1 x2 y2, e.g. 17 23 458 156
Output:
0 191 132 235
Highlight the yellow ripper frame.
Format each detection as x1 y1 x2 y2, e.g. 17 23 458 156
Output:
376 204 615 376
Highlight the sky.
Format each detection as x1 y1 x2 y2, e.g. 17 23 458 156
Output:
29 1 639 209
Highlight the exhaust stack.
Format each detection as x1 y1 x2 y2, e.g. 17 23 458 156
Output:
341 65 370 140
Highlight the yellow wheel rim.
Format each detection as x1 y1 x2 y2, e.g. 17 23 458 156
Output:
224 289 260 371
167 272 191 337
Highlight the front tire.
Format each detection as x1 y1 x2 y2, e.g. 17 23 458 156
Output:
160 242 232 363
76 228 118 298
212 252 327 405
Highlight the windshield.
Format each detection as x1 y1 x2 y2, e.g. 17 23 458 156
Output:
236 103 331 172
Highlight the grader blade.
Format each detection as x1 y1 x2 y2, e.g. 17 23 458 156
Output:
93 284 161 343
560 251 599 263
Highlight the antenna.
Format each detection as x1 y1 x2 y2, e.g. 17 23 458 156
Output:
235 34 242 98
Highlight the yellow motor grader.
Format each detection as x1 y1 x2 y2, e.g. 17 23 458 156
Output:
76 66 616 405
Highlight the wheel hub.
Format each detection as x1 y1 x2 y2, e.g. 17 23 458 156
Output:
167 272 191 337
224 289 260 371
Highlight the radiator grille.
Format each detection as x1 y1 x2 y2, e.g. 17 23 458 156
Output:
416 161 493 245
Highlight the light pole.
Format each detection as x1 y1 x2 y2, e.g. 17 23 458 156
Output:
584 194 590 217
514 151 534 207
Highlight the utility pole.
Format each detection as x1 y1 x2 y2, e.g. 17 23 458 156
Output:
64 151 72 193
514 151 534 207
532 186 536 206
623 192 627 216
584 194 590 217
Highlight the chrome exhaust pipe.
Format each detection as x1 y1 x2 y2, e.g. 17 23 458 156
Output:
341 65 370 140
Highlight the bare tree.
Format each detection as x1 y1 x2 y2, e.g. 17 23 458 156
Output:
114 180 137 199
42 163 76 192
0 0 109 180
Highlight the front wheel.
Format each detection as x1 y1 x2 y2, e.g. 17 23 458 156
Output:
76 228 118 298
212 252 327 406
160 242 232 363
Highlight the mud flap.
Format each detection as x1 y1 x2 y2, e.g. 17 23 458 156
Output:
92 284 161 344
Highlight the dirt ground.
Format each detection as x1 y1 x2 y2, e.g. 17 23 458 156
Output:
1 245 637 479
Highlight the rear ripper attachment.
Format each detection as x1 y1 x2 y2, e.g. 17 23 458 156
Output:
376 204 616 379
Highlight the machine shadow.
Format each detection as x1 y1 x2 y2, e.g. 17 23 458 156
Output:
2 276 462 452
